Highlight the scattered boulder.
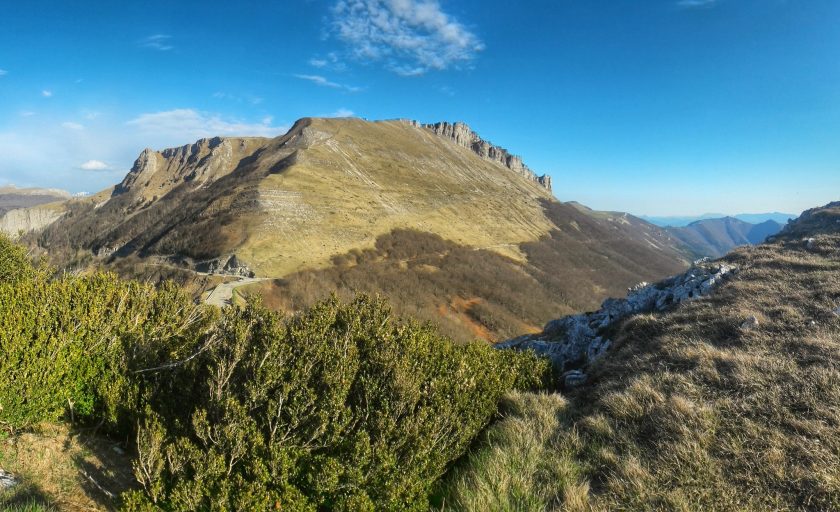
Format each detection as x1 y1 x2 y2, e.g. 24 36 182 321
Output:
196 254 255 278
805 238 817 250
833 307 840 317
0 469 17 490
497 261 736 374
562 370 587 389
740 316 760 330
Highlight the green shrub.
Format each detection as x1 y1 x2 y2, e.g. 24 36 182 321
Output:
0 233 36 284
124 296 550 511
0 249 213 432
0 235 551 509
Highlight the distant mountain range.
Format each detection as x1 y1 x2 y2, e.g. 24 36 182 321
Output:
0 185 69 216
666 216 784 258
641 212 796 227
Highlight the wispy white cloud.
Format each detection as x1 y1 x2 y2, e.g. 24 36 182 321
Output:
308 52 347 71
19 111 35 117
293 73 362 92
126 109 286 141
138 34 173 51
42 90 53 98
330 0 484 75
0 69 7 77
79 159 112 171
329 108 355 117
212 91 264 105
676 0 719 8
61 121 84 130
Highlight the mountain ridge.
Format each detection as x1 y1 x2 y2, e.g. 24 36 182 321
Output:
666 216 784 258
27 116 694 342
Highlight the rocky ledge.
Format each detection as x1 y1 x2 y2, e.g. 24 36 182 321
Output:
400 119 552 191
497 260 736 388
195 254 255 278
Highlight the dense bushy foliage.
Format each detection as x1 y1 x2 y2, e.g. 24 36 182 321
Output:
0 236 214 431
0 234 37 284
123 296 549 511
0 234 550 510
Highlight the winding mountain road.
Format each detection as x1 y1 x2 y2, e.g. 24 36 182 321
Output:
204 276 270 307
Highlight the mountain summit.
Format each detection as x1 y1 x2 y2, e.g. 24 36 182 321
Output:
41 118 560 276
33 117 693 341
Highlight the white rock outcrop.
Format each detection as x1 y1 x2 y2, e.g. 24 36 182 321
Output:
0 468 17 490
497 262 736 382
0 207 63 237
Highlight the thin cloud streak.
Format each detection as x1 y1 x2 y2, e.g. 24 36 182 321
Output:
293 74 362 92
138 34 174 51
676 0 719 8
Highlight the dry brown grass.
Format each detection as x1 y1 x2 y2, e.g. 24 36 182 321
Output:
0 425 135 511
242 220 688 343
440 233 840 510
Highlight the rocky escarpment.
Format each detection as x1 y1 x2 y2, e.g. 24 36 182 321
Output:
400 120 551 191
113 136 267 203
0 206 64 237
497 260 736 387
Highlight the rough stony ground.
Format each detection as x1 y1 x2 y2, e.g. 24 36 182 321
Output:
498 260 736 386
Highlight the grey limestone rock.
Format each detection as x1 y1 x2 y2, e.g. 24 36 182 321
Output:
410 120 552 192
0 469 17 490
497 261 736 375
740 315 760 329
196 254 255 278
562 370 588 389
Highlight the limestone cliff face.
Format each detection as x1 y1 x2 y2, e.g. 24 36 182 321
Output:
114 137 266 203
405 120 552 192
0 206 64 237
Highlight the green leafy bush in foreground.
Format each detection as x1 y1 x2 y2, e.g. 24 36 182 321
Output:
0 236 214 432
123 296 550 511
0 234 551 510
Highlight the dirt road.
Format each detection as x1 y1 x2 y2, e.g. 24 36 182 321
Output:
204 276 270 307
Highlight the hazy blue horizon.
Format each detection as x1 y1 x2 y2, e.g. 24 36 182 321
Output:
1 0 838 216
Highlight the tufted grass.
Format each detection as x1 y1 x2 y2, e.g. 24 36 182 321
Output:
439 232 840 511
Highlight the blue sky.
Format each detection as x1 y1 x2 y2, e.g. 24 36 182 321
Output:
1 0 838 216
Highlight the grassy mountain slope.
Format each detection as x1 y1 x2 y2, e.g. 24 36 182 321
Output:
33 117 692 342
440 203 840 510
241 199 690 342
38 118 559 275
667 216 783 258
